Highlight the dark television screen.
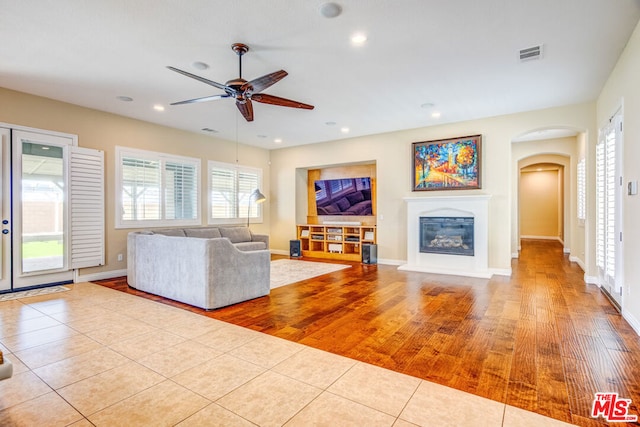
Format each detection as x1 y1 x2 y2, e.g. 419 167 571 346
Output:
315 177 373 216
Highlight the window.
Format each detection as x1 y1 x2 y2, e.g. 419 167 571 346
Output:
208 160 262 224
577 158 586 222
116 147 200 228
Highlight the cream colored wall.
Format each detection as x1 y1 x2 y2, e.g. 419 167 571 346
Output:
0 87 271 278
597 19 640 330
511 138 580 261
270 102 595 271
519 169 560 238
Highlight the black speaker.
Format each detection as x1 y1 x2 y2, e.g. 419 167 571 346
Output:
289 239 302 258
362 244 377 264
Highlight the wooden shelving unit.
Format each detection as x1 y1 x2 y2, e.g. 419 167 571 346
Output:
297 224 376 261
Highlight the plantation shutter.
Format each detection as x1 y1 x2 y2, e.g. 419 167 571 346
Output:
69 146 104 269
596 137 605 270
164 161 197 220
210 166 237 219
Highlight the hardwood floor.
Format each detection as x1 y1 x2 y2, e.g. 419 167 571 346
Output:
94 240 640 426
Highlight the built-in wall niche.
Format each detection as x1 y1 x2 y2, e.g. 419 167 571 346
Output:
307 163 377 226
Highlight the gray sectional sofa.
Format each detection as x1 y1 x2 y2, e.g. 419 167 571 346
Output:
127 226 270 310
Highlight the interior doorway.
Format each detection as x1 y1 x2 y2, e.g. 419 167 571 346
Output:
519 163 564 243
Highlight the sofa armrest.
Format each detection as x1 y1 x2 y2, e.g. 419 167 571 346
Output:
250 232 269 248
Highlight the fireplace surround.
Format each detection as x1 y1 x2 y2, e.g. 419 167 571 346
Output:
400 195 491 278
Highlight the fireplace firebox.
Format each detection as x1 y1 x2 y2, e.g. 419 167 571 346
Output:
419 216 474 256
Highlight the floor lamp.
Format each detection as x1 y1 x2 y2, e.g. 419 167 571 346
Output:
247 188 266 227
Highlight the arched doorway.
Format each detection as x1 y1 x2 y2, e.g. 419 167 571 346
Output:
510 127 587 267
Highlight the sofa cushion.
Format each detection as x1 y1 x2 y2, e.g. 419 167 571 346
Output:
219 226 252 243
346 191 364 205
184 227 222 239
335 197 351 212
234 241 267 251
152 228 186 237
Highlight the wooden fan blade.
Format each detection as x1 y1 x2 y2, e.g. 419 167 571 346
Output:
167 66 229 91
236 100 254 122
170 94 230 105
251 93 314 110
242 70 287 93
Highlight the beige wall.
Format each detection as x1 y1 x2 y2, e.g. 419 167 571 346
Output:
270 103 595 272
597 19 640 330
0 87 271 278
519 169 560 239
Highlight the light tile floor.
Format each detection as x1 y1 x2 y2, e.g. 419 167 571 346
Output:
0 282 577 426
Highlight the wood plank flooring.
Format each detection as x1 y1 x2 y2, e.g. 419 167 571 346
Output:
94 239 640 426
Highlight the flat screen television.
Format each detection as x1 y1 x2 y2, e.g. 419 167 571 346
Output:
314 177 373 216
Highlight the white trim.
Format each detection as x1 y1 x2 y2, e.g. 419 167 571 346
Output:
622 310 640 336
511 252 519 259
490 268 512 276
77 269 128 283
0 122 78 145
378 258 403 266
584 274 599 285
569 255 586 272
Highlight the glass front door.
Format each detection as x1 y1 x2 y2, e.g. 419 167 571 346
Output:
0 129 73 291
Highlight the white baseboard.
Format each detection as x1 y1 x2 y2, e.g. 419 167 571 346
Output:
569 255 585 272
490 268 512 277
563 247 570 254
622 309 640 336
511 252 519 259
378 258 403 266
271 249 289 256
77 269 127 282
584 274 599 285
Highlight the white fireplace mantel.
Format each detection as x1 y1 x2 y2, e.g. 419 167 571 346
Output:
399 195 492 278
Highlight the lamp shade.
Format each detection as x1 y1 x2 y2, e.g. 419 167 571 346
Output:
251 189 266 203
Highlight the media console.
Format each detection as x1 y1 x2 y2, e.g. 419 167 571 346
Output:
296 224 377 261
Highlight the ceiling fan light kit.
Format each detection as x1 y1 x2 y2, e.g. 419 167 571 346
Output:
168 43 314 122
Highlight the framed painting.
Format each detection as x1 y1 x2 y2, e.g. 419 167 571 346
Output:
412 134 481 191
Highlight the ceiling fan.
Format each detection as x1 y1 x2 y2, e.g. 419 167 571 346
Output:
167 43 314 122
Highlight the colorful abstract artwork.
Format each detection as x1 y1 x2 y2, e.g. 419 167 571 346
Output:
412 135 481 191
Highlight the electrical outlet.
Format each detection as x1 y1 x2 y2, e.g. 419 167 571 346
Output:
117 253 123 262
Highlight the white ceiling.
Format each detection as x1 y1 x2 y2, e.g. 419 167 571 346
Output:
1 1 639 149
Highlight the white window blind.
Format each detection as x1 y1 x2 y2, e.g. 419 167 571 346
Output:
116 147 200 228
208 160 262 224
577 158 586 221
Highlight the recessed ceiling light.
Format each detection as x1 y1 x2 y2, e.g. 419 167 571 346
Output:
201 128 218 133
320 2 342 18
192 61 209 70
325 121 337 126
274 138 283 144
420 102 435 109
431 112 441 118
351 33 367 45
116 96 133 102
340 127 350 133
257 134 267 138
153 105 165 112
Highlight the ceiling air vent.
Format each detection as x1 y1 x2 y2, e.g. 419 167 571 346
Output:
519 45 543 62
